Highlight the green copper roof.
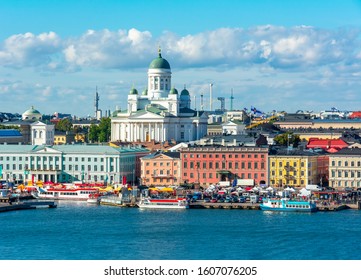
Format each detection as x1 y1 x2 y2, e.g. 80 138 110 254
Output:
142 88 148 96
149 49 171 69
129 87 138 95
169 87 178 95
24 106 41 115
180 88 190 96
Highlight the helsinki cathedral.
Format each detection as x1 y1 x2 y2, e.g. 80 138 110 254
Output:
110 49 208 143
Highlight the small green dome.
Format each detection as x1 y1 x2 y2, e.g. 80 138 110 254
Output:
180 88 190 96
149 48 171 69
24 106 41 115
169 87 178 95
142 88 148 96
129 87 138 95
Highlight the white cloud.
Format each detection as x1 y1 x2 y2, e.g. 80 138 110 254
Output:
0 31 62 68
2 26 361 116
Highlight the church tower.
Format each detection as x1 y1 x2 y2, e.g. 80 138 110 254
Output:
147 47 172 99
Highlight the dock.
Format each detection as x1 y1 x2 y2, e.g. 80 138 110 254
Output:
190 202 260 210
0 200 57 213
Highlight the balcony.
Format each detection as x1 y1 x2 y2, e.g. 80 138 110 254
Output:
152 174 174 178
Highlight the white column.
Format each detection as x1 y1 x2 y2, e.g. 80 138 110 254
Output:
162 123 166 141
141 123 144 141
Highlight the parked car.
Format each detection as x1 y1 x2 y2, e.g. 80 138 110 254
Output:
210 198 218 203
204 197 211 203
239 197 246 203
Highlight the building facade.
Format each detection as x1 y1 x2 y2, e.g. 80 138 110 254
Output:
328 148 361 190
0 144 148 185
181 146 269 187
140 151 181 187
111 49 208 143
268 149 328 188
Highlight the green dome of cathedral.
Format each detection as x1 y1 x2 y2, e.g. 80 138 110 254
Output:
149 48 171 69
169 87 178 95
180 88 190 96
129 87 138 95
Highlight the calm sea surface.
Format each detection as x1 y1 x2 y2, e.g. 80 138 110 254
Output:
1 201 361 260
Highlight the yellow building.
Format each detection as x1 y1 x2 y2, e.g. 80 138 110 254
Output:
53 131 75 145
269 149 321 188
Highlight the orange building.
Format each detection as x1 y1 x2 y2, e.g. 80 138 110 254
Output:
140 151 181 187
180 146 269 187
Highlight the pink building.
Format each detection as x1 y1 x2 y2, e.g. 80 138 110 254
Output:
181 146 269 187
140 151 181 187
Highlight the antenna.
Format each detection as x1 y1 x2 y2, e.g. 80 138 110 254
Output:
210 83 213 111
230 88 234 111
94 86 99 118
200 93 204 111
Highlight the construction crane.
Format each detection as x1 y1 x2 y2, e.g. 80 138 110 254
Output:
217 97 225 112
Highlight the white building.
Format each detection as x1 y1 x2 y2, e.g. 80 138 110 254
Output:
111 49 208 143
31 121 54 145
221 120 246 135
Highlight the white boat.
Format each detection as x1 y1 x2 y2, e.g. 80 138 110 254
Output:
260 198 317 212
37 187 99 201
87 193 101 204
137 198 189 209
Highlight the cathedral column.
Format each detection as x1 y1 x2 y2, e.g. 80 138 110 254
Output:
141 123 144 141
162 123 166 142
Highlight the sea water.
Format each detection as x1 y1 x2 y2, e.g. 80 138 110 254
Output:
1 201 361 260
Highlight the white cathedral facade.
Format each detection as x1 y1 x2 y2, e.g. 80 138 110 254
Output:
110 50 208 143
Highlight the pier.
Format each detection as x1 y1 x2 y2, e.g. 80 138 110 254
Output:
0 199 57 213
190 202 260 210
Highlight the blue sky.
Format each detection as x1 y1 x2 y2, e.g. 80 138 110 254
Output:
1 0 361 116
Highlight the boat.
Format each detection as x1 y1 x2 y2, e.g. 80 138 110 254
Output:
87 193 101 204
260 198 317 212
36 187 99 201
137 197 189 209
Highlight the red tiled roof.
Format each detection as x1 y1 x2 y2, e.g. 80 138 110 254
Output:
306 138 348 150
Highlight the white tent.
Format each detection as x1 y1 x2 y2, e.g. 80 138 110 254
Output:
284 187 296 192
298 187 311 197
266 186 274 191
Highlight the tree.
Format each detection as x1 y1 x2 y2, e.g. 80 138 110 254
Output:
55 118 72 132
88 124 100 142
87 117 111 143
274 132 300 147
98 117 111 142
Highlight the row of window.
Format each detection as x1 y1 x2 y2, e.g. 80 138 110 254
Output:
1 164 114 172
270 180 306 185
183 154 266 159
331 170 361 178
143 170 177 175
183 173 265 179
184 161 266 169
331 160 361 167
0 156 109 163
145 162 178 167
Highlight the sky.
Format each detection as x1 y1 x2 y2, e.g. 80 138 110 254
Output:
2 0 361 117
